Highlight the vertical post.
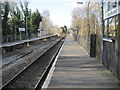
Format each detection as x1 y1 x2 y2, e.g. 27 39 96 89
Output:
87 2 90 38
87 2 90 54
0 2 2 87
40 30 41 37
26 17 28 39
20 31 22 40
117 0 120 79
39 22 41 37
101 0 105 64
0 15 1 45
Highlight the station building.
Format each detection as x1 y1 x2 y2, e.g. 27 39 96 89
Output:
103 0 120 79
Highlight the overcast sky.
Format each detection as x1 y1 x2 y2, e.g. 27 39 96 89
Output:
28 0 85 27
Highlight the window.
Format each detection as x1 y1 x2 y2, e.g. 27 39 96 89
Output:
109 17 116 36
104 17 117 37
104 1 108 13
112 2 117 8
109 2 115 10
116 16 120 36
104 0 120 37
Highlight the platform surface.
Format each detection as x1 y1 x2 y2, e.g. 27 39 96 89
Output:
1 35 55 48
42 35 119 89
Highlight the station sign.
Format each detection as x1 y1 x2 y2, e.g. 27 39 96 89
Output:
19 28 25 32
104 5 120 20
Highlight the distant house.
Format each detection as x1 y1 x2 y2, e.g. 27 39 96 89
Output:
38 29 47 37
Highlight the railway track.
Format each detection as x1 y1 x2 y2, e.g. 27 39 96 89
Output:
2 36 59 70
1 36 65 90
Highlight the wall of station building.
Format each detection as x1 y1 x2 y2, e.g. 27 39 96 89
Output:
103 0 120 80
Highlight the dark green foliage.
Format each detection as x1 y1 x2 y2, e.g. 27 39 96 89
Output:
2 2 9 35
61 25 67 34
20 2 29 30
2 1 43 42
30 9 42 34
20 2 42 36
64 25 67 33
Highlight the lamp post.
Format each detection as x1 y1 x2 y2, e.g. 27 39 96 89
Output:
26 16 29 39
87 2 90 38
101 0 105 64
0 3 2 44
77 2 83 4
76 1 83 40
77 1 90 37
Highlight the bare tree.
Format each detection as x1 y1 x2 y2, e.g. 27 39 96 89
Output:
71 7 83 35
40 10 53 35
52 25 62 36
71 1 102 59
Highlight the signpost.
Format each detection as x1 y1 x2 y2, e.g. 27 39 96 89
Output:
19 28 25 40
18 28 25 32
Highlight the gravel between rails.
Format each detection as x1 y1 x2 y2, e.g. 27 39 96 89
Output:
2 36 61 85
7 39 63 89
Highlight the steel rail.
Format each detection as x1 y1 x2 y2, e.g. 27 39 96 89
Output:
1 36 65 90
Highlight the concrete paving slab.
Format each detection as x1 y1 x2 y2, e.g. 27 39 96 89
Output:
42 35 119 89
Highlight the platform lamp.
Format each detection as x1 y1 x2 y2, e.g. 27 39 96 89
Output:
26 16 29 39
101 0 105 64
77 2 83 4
76 1 84 37
77 1 90 38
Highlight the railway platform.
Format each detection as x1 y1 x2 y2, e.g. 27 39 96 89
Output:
1 35 56 53
42 34 119 89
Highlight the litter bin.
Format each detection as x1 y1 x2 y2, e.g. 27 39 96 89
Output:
90 34 96 57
